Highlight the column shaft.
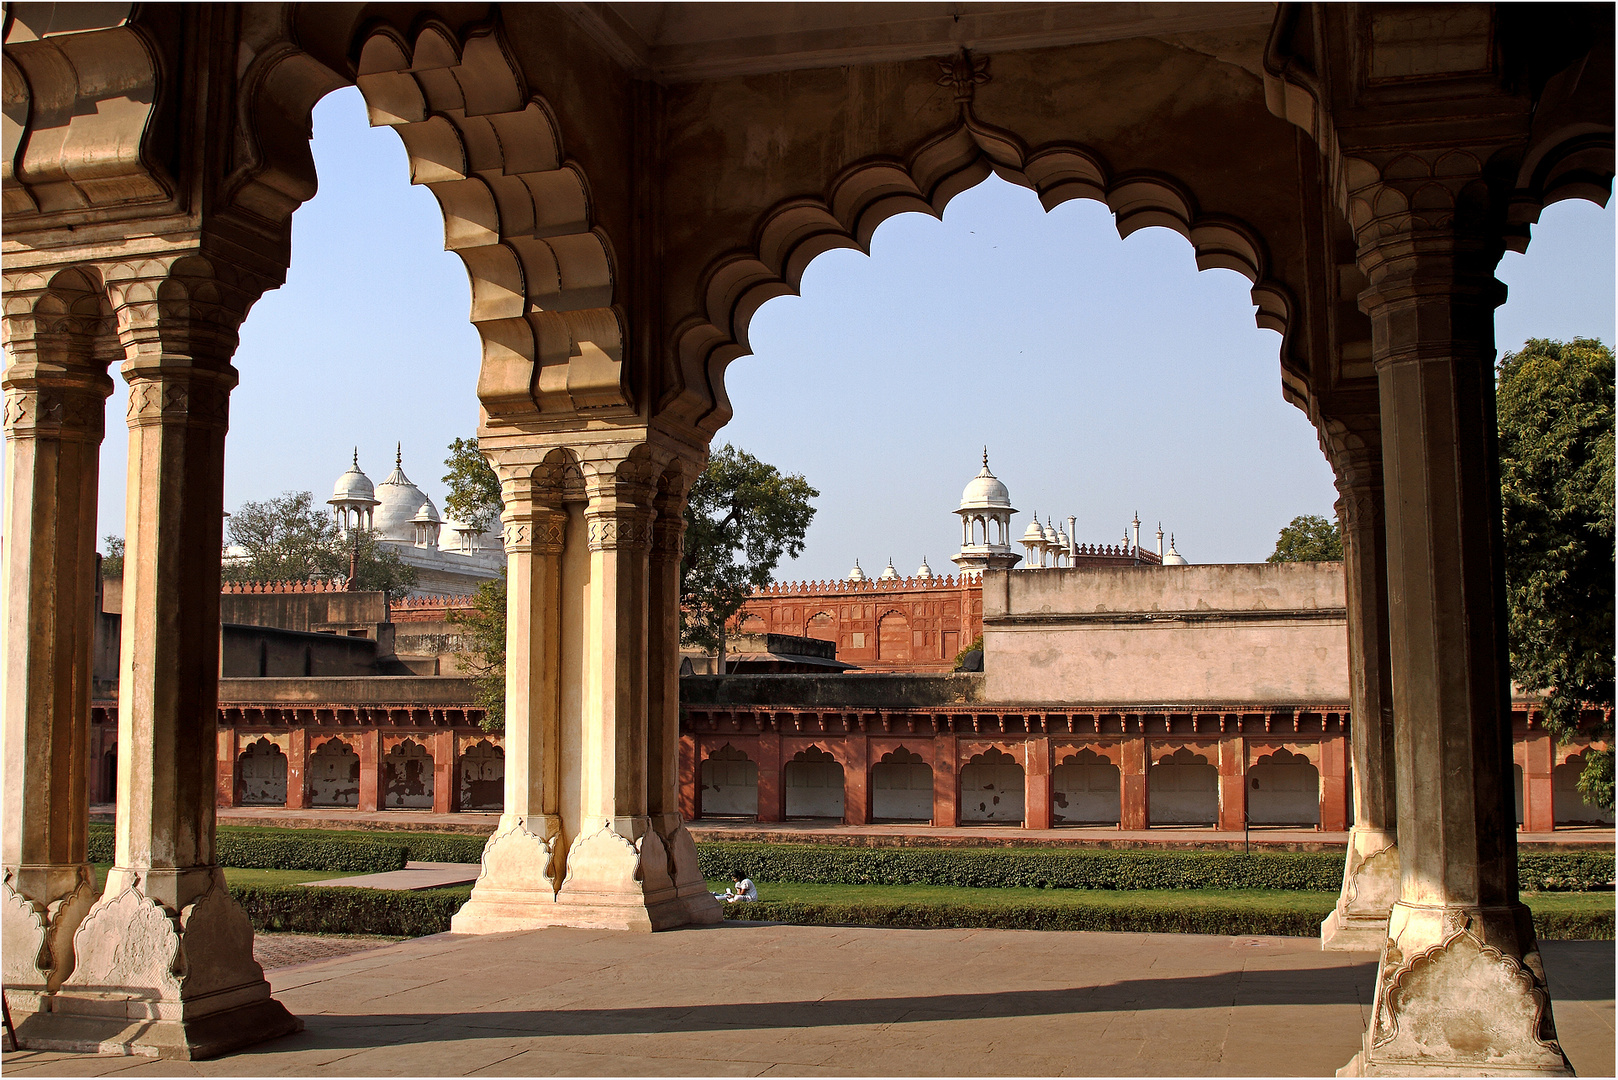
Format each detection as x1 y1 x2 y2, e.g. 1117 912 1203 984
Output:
1217 739 1246 832
1 292 114 1006
1024 738 1052 829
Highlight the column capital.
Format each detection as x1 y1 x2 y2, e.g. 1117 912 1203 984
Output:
500 504 566 556
584 503 655 552
105 254 276 372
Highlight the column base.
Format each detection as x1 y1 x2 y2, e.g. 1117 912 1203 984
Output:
450 816 722 933
29 867 301 1060
1347 901 1572 1076
1322 827 1399 951
3 863 97 996
450 814 562 934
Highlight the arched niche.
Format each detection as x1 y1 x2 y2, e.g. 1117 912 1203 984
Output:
459 738 504 811
871 746 932 822
961 746 1024 824
1553 751 1615 826
1149 746 1217 826
1053 747 1121 826
237 737 289 807
876 610 911 663
309 738 361 807
382 738 434 809
700 743 759 818
1247 747 1320 827
783 746 844 819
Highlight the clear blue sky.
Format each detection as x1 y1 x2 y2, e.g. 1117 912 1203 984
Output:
81 87 1616 580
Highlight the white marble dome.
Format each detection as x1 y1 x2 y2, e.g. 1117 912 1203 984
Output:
373 447 432 541
412 498 441 524
848 559 867 582
878 558 900 581
957 449 1013 512
329 450 377 506
1162 536 1189 565
1020 517 1047 544
916 557 934 580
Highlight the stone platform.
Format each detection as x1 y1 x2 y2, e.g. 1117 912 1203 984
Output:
4 926 1611 1076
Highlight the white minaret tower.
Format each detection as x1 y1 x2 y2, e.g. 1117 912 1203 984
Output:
1157 522 1165 560
328 448 379 535
953 448 1022 578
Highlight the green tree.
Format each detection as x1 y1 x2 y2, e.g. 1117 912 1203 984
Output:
222 490 418 596
1267 514 1343 563
100 535 124 578
450 574 507 733
1498 337 1615 810
681 444 818 673
443 437 503 533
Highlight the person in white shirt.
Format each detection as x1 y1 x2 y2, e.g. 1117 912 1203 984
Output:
719 869 758 902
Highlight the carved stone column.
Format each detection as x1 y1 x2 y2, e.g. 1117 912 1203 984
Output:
549 464 688 930
1322 438 1402 951
452 491 568 932
42 259 299 1059
1343 157 1570 1075
646 466 722 925
1 270 115 1022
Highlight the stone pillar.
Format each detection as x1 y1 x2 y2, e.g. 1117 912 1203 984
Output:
356 729 381 812
678 735 699 821
1024 738 1052 830
1520 726 1556 835
1217 739 1246 832
1319 732 1350 834
453 491 567 931
1120 733 1149 831
46 260 299 1058
432 731 456 813
842 737 870 826
216 730 238 809
547 466 714 931
646 466 720 922
284 728 309 811
932 733 958 826
1 269 114 1019
755 732 783 822
1323 436 1403 950
1343 161 1570 1075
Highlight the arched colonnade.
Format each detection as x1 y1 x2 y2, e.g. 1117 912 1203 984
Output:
2 3 1611 1069
690 738 1337 829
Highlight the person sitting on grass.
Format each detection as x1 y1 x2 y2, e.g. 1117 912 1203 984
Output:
719 869 758 902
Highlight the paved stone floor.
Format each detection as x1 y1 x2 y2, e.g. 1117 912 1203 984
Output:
302 862 481 891
5 927 1611 1076
252 934 403 971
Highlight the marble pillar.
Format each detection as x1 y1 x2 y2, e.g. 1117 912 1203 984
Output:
1 271 114 1023
42 263 299 1059
1343 176 1570 1075
1323 444 1402 951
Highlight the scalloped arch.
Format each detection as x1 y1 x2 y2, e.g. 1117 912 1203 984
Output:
668 118 1295 438
349 23 629 424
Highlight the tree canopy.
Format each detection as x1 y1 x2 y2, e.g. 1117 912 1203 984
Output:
443 437 503 533
1498 337 1614 809
1267 514 1343 563
100 535 124 577
680 444 818 671
222 490 418 596
450 574 507 733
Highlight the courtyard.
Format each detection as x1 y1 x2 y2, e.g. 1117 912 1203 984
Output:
5 924 1612 1077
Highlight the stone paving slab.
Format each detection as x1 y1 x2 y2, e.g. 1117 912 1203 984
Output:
252 934 403 971
5 926 1611 1076
302 861 481 890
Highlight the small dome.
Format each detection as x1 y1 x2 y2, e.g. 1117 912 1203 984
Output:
1056 524 1071 548
916 557 934 580
1162 535 1189 565
1043 519 1059 543
412 498 441 524
957 448 1014 513
848 558 867 582
329 449 378 506
878 558 900 581
373 444 432 541
1020 516 1047 544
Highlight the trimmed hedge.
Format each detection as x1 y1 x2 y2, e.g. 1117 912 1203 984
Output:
699 842 1615 893
722 900 1614 940
87 823 482 871
233 885 470 937
699 843 1344 891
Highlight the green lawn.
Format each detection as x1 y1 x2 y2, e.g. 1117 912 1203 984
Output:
707 879 1341 911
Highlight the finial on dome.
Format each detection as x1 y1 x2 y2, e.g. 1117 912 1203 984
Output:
352 447 359 468
396 442 403 468
982 446 988 468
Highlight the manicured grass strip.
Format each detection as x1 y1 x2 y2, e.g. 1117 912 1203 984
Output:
87 821 487 867
94 864 368 892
